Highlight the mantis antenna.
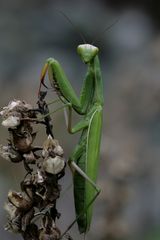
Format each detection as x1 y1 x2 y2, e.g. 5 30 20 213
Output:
58 9 119 46
92 18 120 45
58 10 86 44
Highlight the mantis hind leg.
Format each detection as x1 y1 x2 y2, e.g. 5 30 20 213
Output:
60 181 100 239
62 144 100 236
70 160 100 234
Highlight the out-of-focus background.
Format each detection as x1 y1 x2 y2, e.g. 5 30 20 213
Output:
1 0 160 239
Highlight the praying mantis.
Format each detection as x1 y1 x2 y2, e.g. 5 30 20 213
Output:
39 43 103 235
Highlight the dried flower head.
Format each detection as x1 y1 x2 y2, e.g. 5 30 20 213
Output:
1 97 66 239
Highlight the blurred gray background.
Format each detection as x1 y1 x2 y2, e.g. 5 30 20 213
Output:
1 0 160 239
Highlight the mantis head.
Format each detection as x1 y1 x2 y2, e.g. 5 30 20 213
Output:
77 44 99 63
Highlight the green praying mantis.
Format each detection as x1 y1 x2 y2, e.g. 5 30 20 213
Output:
39 43 103 235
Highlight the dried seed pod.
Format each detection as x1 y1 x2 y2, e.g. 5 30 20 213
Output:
53 144 64 157
0 100 36 129
1 113 21 128
23 151 37 165
42 135 64 158
36 169 45 184
8 190 32 210
4 202 21 233
11 129 35 153
22 223 39 240
43 156 65 175
4 202 17 223
39 216 61 240
0 144 22 162
0 100 23 116
4 201 35 233
21 208 35 232
0 100 33 116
